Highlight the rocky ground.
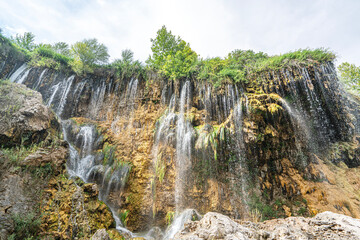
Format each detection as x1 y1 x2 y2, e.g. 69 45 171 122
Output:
173 211 360 240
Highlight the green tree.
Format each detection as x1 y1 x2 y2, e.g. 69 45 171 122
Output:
338 62 360 93
112 49 145 80
121 48 134 63
147 26 197 80
52 42 70 56
147 25 182 70
12 32 35 51
71 38 109 66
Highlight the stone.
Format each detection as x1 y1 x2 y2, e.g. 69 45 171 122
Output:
0 82 59 147
91 229 111 240
173 211 360 240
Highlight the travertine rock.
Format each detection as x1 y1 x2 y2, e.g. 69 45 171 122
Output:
0 81 58 147
174 211 360 240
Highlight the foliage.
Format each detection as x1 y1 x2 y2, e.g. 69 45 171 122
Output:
338 62 360 93
111 49 146 80
28 45 73 70
166 211 175 225
119 209 129 227
252 48 335 72
8 212 41 240
52 42 71 56
11 32 36 51
147 25 197 80
71 38 109 66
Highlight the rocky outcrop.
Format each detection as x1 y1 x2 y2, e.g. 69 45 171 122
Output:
0 80 59 147
174 211 360 240
0 83 121 240
91 229 111 240
1 42 360 235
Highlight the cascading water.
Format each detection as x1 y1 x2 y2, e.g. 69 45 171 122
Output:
57 75 75 116
62 120 131 235
34 69 48 90
9 63 27 82
175 81 193 212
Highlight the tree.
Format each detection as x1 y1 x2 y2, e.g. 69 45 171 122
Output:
12 32 35 51
71 38 109 66
121 49 134 63
147 26 198 80
52 42 70 56
112 49 145 80
147 25 182 70
338 62 360 93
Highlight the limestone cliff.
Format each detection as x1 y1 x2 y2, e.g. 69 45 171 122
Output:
1 37 359 238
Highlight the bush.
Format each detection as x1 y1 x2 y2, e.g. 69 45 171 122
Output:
9 212 41 240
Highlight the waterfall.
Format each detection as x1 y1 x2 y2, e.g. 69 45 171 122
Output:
88 80 107 118
62 120 131 234
9 63 27 82
175 81 193 212
231 99 249 216
34 69 48 90
16 68 31 84
57 75 75 116
47 83 61 107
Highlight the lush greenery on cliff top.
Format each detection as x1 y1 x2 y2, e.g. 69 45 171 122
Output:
0 26 338 87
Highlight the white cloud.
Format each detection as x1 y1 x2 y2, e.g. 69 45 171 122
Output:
0 0 359 65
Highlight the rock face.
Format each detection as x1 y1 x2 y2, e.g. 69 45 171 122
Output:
174 211 360 240
0 82 119 240
1 39 360 234
0 81 59 147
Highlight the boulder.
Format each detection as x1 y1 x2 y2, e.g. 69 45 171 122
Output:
0 81 59 147
91 229 111 240
173 211 360 240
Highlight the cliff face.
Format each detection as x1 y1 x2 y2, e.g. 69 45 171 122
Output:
1 43 359 235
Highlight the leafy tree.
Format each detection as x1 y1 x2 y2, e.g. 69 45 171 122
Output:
52 42 70 56
121 48 134 63
111 49 145 80
147 25 182 70
147 26 198 80
12 32 35 51
338 62 360 93
71 38 109 66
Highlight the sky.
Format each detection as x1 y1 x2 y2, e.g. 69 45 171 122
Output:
0 0 360 65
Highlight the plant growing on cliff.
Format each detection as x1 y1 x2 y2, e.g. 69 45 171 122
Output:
11 32 36 51
338 62 360 94
147 25 198 80
70 38 109 74
8 212 41 240
71 38 109 66
111 49 146 80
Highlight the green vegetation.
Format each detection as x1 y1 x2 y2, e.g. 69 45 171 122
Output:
166 211 175 225
111 49 146 80
147 25 197 80
119 209 129 227
1 26 336 86
70 38 109 74
11 32 36 51
338 62 360 94
8 212 41 240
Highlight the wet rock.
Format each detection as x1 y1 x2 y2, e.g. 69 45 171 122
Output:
0 81 59 147
91 229 111 240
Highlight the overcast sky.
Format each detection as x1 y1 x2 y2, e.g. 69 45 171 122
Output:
1 0 359 65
